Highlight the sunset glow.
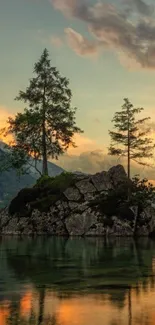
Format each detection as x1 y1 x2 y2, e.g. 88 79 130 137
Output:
1 0 155 176
0 108 13 144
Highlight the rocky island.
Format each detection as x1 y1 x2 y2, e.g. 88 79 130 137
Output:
0 165 155 237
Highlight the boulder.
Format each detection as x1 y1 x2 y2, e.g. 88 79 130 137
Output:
85 223 106 236
76 179 96 194
2 217 19 235
68 201 79 210
91 171 113 191
65 208 98 236
54 221 68 236
108 165 128 187
84 192 97 201
68 201 88 213
1 164 155 237
107 217 133 236
64 187 82 201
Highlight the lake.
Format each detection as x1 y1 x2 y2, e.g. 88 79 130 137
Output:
0 237 155 325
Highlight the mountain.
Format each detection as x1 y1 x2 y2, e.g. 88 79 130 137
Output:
0 143 64 207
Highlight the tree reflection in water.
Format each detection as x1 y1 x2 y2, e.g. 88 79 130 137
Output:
0 237 154 324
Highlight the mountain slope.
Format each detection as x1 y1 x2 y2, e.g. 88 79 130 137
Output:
0 143 64 207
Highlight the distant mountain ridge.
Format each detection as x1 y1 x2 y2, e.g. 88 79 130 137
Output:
0 142 64 207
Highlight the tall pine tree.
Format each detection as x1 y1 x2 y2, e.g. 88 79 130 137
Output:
108 98 155 178
6 49 83 175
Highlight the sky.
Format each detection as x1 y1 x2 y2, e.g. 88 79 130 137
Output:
1 0 155 177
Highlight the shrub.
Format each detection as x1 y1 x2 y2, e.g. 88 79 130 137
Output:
9 172 75 215
30 195 59 212
9 187 41 215
36 175 54 187
35 172 75 192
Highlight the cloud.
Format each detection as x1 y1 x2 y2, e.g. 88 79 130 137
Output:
67 133 99 155
0 107 13 128
50 36 63 48
1 106 155 180
127 0 153 16
50 0 77 16
52 131 155 179
55 150 116 174
56 148 155 182
65 28 100 57
50 0 155 69
0 107 14 143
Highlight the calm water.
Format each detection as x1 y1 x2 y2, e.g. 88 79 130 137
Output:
0 237 155 325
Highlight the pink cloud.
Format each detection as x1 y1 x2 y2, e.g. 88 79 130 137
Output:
65 28 100 57
50 0 155 69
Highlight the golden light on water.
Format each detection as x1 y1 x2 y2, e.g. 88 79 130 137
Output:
0 285 155 325
20 292 33 317
0 304 10 325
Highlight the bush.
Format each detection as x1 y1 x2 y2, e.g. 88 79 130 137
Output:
36 175 54 187
9 187 41 215
89 189 125 217
103 217 114 227
9 172 75 215
30 195 59 212
35 172 75 192
118 203 135 221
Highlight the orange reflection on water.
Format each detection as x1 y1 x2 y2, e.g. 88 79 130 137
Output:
56 296 124 325
40 287 155 325
20 291 32 317
0 303 10 325
1 286 155 324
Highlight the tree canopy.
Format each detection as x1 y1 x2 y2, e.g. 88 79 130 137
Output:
5 49 83 175
108 98 155 178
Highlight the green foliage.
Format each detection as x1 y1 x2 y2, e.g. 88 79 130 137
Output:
130 175 155 209
89 178 130 217
0 145 29 176
89 190 122 217
108 98 155 175
30 195 58 212
90 175 155 224
9 172 75 215
9 187 41 215
36 174 54 187
103 216 114 227
5 48 83 175
35 172 75 191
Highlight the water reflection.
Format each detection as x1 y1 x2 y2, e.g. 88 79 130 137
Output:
0 237 155 324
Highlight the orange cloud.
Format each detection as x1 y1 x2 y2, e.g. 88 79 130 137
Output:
0 107 14 144
0 107 13 127
67 133 100 155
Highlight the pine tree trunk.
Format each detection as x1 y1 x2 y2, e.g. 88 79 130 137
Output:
42 121 48 176
128 145 130 179
127 105 131 200
42 83 48 176
127 106 130 180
